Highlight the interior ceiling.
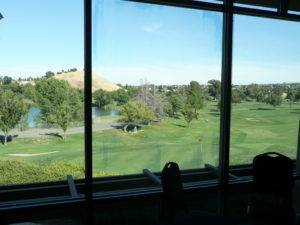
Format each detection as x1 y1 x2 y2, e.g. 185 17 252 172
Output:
233 0 300 12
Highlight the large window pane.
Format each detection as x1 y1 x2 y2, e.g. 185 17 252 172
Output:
230 15 300 165
92 0 222 177
0 0 84 185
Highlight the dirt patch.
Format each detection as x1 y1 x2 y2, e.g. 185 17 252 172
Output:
8 151 58 157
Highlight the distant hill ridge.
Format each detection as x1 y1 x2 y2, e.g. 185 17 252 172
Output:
53 71 120 92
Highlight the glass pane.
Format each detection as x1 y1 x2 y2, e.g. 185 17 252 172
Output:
0 0 84 186
92 1 222 177
230 15 300 165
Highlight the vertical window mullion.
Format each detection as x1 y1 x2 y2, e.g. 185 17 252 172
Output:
84 0 93 223
218 0 233 216
296 121 300 174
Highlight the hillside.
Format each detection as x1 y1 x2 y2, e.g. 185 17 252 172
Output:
53 71 120 92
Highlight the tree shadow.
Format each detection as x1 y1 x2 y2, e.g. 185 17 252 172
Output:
43 132 63 139
173 124 186 128
249 108 272 110
172 115 181 119
290 111 300 114
0 134 19 144
209 112 220 116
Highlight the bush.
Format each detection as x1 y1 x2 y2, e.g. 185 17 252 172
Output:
0 160 121 185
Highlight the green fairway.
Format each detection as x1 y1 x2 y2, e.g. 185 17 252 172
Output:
0 101 299 184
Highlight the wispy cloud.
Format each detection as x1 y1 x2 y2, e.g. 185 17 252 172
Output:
143 24 162 33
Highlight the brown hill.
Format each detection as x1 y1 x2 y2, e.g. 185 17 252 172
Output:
53 71 120 92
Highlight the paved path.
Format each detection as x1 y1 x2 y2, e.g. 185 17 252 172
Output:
4 123 125 139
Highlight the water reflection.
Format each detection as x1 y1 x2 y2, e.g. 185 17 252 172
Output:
27 106 119 128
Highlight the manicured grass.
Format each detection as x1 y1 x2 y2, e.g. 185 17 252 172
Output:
0 101 299 184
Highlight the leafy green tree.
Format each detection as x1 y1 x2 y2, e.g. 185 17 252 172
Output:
45 71 55 79
166 94 183 117
21 84 37 102
121 101 154 125
0 90 28 145
3 76 13 85
93 89 112 109
56 104 72 140
68 68 77 72
286 89 298 108
186 81 204 113
111 89 130 106
207 79 221 100
35 78 83 139
181 104 198 128
18 114 29 131
265 94 282 109
232 89 242 104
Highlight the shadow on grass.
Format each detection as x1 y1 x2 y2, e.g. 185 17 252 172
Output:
43 132 63 139
249 108 272 110
173 124 187 128
0 134 19 144
209 112 220 116
290 111 300 114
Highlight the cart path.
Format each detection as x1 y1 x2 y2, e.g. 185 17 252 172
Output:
2 123 125 139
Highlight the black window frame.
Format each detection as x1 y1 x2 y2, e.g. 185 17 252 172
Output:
1 0 300 223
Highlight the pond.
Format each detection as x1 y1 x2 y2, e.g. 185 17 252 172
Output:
27 106 119 128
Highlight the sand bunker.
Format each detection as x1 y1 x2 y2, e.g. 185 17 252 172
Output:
246 118 260 122
8 151 58 157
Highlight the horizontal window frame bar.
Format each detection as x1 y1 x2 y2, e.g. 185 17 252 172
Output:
124 0 300 21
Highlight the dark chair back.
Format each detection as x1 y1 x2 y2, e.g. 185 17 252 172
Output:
161 162 188 219
249 152 295 224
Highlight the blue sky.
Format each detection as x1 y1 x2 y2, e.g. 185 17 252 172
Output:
0 0 299 85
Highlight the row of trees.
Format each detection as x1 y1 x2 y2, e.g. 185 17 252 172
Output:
0 78 83 144
93 79 300 128
1 72 299 142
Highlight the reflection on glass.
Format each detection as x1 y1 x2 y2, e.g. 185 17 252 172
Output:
0 0 84 185
230 15 300 165
92 0 222 176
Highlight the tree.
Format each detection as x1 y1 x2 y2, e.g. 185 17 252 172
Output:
137 79 166 120
35 78 83 139
93 89 112 109
265 94 282 109
207 79 221 100
0 90 28 145
111 89 130 106
45 71 55 79
121 101 154 125
56 103 72 140
232 89 242 104
3 76 13 85
186 81 204 113
286 89 298 108
165 94 183 117
181 104 198 128
18 114 29 131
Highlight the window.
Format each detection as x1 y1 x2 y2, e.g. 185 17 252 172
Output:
1 1 300 222
92 0 222 177
230 15 300 165
0 0 84 185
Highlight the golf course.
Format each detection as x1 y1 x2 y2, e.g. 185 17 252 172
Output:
0 100 299 185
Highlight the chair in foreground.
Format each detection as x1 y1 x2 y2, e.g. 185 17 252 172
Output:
248 152 295 224
160 162 188 220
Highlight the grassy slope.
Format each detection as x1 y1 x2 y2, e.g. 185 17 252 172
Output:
0 101 299 182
